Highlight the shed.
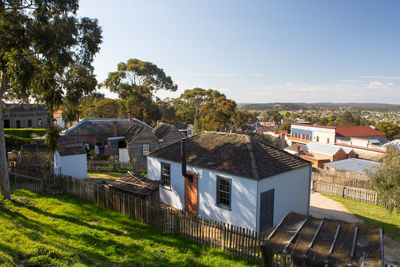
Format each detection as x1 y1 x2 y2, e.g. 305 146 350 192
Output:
109 171 160 203
325 158 380 176
261 211 383 267
54 146 87 179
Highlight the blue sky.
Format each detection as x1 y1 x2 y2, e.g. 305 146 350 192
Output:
78 0 400 104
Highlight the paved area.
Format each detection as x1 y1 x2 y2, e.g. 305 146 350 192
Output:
310 192 400 265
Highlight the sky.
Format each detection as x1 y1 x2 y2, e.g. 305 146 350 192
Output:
78 0 400 104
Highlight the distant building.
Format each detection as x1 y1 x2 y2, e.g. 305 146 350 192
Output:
152 123 183 148
255 122 277 133
324 158 379 178
3 104 50 129
288 124 388 158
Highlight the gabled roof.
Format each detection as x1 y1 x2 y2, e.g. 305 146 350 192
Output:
152 123 175 139
335 126 386 137
304 142 352 156
125 124 146 143
64 118 152 136
148 132 310 180
325 158 380 175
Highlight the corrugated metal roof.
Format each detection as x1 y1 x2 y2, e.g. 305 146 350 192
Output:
303 143 342 156
325 158 380 175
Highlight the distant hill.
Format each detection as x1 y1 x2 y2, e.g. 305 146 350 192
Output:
237 103 400 112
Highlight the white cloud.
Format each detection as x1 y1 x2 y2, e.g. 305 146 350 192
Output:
237 79 400 103
360 75 400 80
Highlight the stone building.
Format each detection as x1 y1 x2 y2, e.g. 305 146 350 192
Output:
3 104 49 128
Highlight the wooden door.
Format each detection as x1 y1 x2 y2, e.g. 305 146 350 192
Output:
184 173 198 214
260 189 274 232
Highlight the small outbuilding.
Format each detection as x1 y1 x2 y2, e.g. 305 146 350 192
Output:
54 137 87 179
261 211 383 267
109 171 160 203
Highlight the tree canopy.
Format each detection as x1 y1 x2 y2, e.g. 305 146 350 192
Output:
366 147 400 211
0 0 102 199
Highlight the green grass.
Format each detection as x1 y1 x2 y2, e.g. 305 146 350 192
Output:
324 194 400 241
0 189 258 267
86 172 125 183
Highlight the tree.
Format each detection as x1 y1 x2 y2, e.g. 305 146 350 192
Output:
101 59 176 124
94 98 122 118
199 96 237 131
280 120 292 133
366 147 400 211
0 0 102 199
173 88 225 124
375 121 400 141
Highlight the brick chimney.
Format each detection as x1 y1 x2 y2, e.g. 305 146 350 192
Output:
112 121 118 136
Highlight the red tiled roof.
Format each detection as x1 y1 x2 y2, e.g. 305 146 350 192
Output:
335 126 386 137
53 110 62 119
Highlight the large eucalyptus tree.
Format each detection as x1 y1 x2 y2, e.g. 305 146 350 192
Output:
0 0 102 199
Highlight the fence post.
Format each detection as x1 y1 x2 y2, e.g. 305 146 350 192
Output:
221 223 226 251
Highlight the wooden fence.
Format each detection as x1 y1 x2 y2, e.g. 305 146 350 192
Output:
313 181 379 205
87 160 147 174
312 170 371 189
8 167 267 262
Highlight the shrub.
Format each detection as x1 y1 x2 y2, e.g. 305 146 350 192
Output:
94 153 110 161
4 129 46 139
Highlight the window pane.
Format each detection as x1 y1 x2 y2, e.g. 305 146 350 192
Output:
217 176 231 208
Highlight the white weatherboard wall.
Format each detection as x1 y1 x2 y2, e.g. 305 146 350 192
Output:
256 166 311 232
54 151 87 179
147 156 258 230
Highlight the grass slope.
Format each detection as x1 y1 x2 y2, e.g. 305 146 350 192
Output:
0 189 258 267
324 194 400 241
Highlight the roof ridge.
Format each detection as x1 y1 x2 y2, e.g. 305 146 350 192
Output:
246 135 260 180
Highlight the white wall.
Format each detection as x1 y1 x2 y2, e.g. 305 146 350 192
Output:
147 156 258 230
256 166 311 232
54 152 87 179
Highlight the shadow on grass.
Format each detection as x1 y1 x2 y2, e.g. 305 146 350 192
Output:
2 189 256 267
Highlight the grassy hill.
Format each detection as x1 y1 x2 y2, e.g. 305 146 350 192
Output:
0 189 258 267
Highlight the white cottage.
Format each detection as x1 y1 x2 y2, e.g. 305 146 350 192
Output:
54 146 87 179
147 132 312 232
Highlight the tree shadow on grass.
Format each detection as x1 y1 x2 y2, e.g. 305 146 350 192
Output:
7 189 256 266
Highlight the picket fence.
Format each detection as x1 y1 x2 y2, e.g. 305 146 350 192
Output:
87 160 147 173
8 167 267 263
313 181 379 205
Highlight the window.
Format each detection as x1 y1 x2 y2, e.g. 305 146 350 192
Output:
327 138 330 144
216 176 231 209
142 144 150 156
161 162 171 188
37 118 42 127
316 136 319 142
28 119 32 128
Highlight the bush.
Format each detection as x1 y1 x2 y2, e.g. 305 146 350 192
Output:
4 129 46 139
94 153 111 161
4 134 33 151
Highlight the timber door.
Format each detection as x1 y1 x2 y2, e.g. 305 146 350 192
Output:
184 173 198 214
260 189 274 232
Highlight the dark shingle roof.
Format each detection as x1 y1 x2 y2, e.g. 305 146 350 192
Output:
64 118 152 136
152 123 175 139
149 132 310 180
59 147 86 156
125 124 145 143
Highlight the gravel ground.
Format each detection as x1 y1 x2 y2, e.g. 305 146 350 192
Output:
310 192 400 265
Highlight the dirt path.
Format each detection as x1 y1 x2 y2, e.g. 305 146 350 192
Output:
310 192 400 265
309 192 362 223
